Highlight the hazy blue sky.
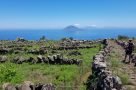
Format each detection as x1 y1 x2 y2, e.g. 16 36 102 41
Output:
0 0 136 29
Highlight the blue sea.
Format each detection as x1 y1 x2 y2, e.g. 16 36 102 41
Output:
0 28 136 40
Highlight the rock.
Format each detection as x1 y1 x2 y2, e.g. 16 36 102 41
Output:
53 55 57 60
131 53 136 63
67 59 73 64
68 51 81 56
3 83 16 90
18 84 31 90
2 82 56 90
62 57 69 64
27 50 40 54
0 48 8 54
17 57 26 64
43 57 49 63
76 59 83 65
54 54 61 64
35 83 43 90
48 56 55 64
0 56 8 63
41 83 55 90
28 57 35 64
17 81 34 90
113 76 122 90
37 55 44 63
13 56 26 64
39 49 46 55
51 50 58 54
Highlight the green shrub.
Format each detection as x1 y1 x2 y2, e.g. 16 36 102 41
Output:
111 59 120 68
118 35 129 40
0 63 23 84
119 73 129 85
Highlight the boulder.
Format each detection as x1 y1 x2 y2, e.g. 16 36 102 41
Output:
3 83 16 90
113 76 122 90
62 57 69 64
27 50 39 54
35 83 43 90
17 81 34 90
37 55 44 63
13 56 27 64
43 57 49 63
0 48 8 54
76 59 83 65
0 56 8 63
131 53 136 63
47 56 55 64
68 51 81 56
28 57 35 64
41 83 55 90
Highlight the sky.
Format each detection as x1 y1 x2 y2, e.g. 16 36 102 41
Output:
0 0 136 29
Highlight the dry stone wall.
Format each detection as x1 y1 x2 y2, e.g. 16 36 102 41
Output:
87 41 123 90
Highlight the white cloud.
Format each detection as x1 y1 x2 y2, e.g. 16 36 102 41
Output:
73 24 80 26
88 24 97 27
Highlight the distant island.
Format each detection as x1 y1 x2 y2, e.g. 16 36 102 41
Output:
64 25 82 31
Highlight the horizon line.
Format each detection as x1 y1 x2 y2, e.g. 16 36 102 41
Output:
0 27 136 30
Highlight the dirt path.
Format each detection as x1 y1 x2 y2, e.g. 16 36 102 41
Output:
74 71 91 90
74 40 136 90
80 72 91 84
109 40 136 90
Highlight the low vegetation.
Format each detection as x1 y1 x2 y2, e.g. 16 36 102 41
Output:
107 43 130 85
0 39 100 89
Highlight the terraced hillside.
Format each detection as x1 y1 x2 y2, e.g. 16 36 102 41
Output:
2 39 136 90
0 39 101 90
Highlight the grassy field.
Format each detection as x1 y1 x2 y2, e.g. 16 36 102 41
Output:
0 43 100 89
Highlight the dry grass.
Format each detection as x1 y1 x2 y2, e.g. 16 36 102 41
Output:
108 40 136 90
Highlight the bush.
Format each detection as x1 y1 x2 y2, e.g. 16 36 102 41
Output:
118 35 129 40
39 35 46 41
119 73 129 85
0 63 23 84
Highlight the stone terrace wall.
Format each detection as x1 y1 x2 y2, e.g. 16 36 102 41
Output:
2 81 55 90
86 41 123 90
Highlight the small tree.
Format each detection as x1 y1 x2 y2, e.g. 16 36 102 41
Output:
61 38 67 41
132 37 135 40
118 35 129 40
69 37 73 40
40 35 46 41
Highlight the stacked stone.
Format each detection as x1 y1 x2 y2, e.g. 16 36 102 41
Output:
3 81 55 90
56 40 102 50
0 54 82 65
131 53 136 67
115 40 126 49
0 40 102 55
89 45 123 90
53 45 96 50
0 55 7 63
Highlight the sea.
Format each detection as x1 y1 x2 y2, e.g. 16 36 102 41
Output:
0 28 136 40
